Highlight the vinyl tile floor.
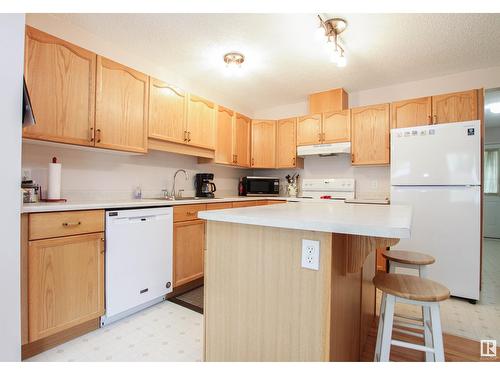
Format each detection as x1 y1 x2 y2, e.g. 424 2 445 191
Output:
25 300 203 362
376 238 500 342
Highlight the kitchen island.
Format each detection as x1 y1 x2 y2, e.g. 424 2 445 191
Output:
198 201 412 361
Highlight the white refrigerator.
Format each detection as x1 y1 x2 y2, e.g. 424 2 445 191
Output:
390 120 481 302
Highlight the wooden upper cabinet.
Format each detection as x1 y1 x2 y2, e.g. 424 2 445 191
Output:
277 118 298 168
187 95 216 150
23 26 96 146
148 78 187 144
251 120 276 168
391 97 432 129
322 109 351 143
215 106 234 165
431 89 478 124
234 113 251 167
309 88 348 114
297 114 322 146
95 56 149 153
351 103 390 165
28 233 104 341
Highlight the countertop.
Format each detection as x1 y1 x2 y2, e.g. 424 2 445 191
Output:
198 201 412 238
21 196 294 213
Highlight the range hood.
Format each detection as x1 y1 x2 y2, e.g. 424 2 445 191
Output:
297 142 351 156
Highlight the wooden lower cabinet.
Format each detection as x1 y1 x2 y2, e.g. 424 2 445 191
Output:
173 219 205 287
28 232 105 342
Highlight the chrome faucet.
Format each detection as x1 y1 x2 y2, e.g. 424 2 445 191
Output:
169 169 189 199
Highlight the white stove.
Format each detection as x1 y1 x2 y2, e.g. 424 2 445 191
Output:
299 178 355 200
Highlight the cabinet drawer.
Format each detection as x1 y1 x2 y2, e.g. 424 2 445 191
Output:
29 210 104 240
206 202 233 210
173 204 207 222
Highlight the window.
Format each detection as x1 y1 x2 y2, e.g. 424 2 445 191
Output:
485 148 500 194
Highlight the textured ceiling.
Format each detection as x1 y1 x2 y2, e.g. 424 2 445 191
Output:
50 13 500 115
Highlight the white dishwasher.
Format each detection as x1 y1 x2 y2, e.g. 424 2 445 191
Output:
101 207 173 326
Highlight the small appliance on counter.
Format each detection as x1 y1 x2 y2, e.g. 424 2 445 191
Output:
21 179 41 203
241 176 280 196
195 173 217 198
300 178 355 200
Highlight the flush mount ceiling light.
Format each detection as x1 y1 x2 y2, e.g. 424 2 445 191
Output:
223 52 245 68
316 15 347 67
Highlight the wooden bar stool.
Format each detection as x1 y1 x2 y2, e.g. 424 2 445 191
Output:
377 250 436 361
373 273 450 362
382 250 435 277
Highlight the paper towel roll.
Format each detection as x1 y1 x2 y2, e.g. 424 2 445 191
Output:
47 158 61 200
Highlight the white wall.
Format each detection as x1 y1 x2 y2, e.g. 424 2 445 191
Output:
0 14 24 362
23 142 248 200
485 127 500 144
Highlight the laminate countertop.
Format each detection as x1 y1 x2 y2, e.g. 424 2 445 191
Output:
198 200 412 238
21 196 294 213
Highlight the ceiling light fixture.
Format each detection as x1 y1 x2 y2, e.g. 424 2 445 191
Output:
316 15 348 68
223 52 245 68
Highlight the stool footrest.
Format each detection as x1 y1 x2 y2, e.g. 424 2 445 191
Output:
394 312 424 323
393 327 425 338
393 319 424 331
392 339 435 353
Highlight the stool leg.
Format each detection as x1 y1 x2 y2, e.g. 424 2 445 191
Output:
429 303 445 362
423 306 434 361
374 292 387 361
380 294 395 362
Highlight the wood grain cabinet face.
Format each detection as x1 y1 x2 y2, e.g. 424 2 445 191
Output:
28 233 105 341
322 109 351 143
148 78 187 144
251 120 277 168
215 106 234 165
277 118 298 168
297 114 322 146
187 95 216 150
391 97 432 129
95 56 149 153
234 113 251 167
431 89 478 124
23 26 96 146
173 219 205 287
351 103 390 165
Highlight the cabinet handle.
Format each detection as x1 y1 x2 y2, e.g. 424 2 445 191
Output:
100 238 105 254
433 115 437 124
186 211 196 216
96 129 101 143
90 127 95 142
351 154 354 163
251 158 254 166
235 155 238 163
188 132 191 142
62 221 81 227
292 157 296 166
318 133 322 142
184 130 188 142
427 115 432 125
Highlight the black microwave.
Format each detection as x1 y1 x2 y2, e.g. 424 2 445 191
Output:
241 177 280 196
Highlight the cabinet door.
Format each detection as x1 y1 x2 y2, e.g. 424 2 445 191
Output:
431 90 478 124
23 26 96 146
215 106 234 164
148 78 187 144
234 113 251 167
322 109 351 143
28 233 104 341
173 220 205 287
95 56 149 153
351 104 390 165
391 97 432 129
251 120 276 168
187 95 216 150
297 114 322 146
277 118 298 168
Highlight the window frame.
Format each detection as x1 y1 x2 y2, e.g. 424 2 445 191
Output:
484 144 500 196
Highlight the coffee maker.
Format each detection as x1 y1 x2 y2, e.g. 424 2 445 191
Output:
195 173 216 198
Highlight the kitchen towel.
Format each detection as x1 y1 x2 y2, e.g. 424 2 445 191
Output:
47 157 61 200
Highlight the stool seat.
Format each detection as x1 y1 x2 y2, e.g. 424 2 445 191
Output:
373 273 450 302
382 250 435 266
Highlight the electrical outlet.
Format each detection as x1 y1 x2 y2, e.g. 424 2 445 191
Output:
301 239 320 270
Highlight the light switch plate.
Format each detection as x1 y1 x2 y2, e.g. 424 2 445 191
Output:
301 239 320 270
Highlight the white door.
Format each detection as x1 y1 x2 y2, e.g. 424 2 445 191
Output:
391 121 481 186
391 185 481 300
